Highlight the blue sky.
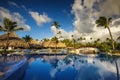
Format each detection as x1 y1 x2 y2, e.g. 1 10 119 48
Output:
0 0 120 41
0 0 74 40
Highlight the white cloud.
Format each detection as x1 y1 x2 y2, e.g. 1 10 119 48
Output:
21 5 27 11
51 0 120 42
29 11 52 26
51 25 73 39
8 1 19 8
0 7 31 31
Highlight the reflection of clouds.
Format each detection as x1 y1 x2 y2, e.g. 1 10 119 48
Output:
74 58 116 80
75 65 116 80
42 56 66 63
28 58 35 64
27 55 119 80
50 55 119 80
50 68 57 78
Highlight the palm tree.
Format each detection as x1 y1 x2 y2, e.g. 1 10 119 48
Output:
96 17 119 80
43 38 49 42
96 16 115 50
57 31 63 41
52 21 60 51
117 36 120 40
0 18 23 53
90 37 93 46
22 35 32 48
52 21 60 38
51 36 59 49
52 21 60 29
71 35 76 48
62 39 72 48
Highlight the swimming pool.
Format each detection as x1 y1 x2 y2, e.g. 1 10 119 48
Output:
23 54 120 80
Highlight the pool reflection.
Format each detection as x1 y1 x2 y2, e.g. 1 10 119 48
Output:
24 55 120 80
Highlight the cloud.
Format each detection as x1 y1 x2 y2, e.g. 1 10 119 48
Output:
8 1 28 12
94 0 120 18
8 1 19 8
71 0 120 41
0 7 31 31
51 25 73 39
29 11 52 26
51 0 120 41
21 5 28 11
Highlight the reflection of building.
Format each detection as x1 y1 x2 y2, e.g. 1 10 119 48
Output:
0 32 29 49
42 41 66 48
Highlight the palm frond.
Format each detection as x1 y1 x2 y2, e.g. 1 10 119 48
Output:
52 21 60 29
0 26 4 31
2 17 24 32
13 28 24 31
108 17 112 24
95 16 107 27
22 35 32 42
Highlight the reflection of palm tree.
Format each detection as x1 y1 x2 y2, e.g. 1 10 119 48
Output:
96 16 114 50
0 18 23 54
115 59 119 80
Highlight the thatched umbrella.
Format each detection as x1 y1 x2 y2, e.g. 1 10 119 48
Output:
30 39 39 44
29 39 41 48
43 41 66 48
0 32 29 49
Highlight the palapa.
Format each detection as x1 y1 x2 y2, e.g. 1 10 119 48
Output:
43 41 66 48
0 32 29 48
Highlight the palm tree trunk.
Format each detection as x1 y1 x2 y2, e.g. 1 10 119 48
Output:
107 26 115 50
73 40 75 49
3 32 10 62
4 32 10 54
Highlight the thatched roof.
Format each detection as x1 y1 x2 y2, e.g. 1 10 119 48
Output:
30 39 39 45
43 41 66 48
29 39 41 48
0 32 29 48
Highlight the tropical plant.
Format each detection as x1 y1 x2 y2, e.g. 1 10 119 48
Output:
52 21 60 29
42 38 49 42
62 39 72 48
22 35 32 48
51 36 59 49
117 36 120 40
96 16 115 50
100 42 110 52
71 35 75 48
0 17 23 53
52 21 60 37
52 21 60 50
57 31 62 40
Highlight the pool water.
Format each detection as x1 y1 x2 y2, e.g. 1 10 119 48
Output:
23 55 120 80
